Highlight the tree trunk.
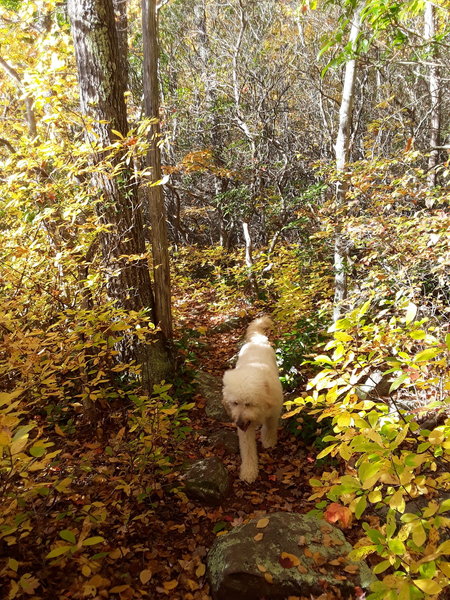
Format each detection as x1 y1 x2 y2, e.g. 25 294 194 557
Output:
333 6 362 322
242 222 259 297
424 1 440 189
68 0 171 395
112 0 129 88
0 56 37 138
142 0 173 343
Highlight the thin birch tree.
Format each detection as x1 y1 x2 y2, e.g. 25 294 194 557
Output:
333 5 362 322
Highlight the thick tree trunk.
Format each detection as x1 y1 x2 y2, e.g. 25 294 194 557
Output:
333 6 362 322
424 1 440 188
68 0 171 394
142 0 173 343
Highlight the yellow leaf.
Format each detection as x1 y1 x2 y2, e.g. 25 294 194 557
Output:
163 580 178 591
110 585 130 593
368 490 382 503
439 561 450 577
412 523 426 547
389 490 405 513
195 563 206 577
256 518 270 529
413 579 442 595
139 569 152 584
254 533 264 541
256 564 267 573
264 572 273 584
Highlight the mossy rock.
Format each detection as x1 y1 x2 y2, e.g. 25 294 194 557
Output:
207 512 373 600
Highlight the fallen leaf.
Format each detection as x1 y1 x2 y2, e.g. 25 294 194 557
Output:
110 585 130 593
163 580 178 591
140 569 153 584
297 564 308 574
256 518 270 529
55 424 65 436
264 572 273 584
297 535 306 546
344 564 360 574
256 564 267 573
254 533 264 541
279 552 300 568
195 563 206 577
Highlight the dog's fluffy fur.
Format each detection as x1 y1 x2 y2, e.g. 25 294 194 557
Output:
222 316 283 483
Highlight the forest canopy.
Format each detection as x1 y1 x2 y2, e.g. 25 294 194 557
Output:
0 0 449 599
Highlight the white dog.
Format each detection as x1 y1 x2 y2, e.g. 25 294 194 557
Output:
222 316 283 483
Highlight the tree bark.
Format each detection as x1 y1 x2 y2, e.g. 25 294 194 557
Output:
142 0 173 343
333 6 362 322
68 0 171 395
112 0 129 89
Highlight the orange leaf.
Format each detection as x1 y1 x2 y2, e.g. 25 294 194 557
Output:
163 580 178 591
195 563 206 577
256 564 267 573
279 552 300 568
324 503 352 528
254 533 264 541
264 572 273 584
139 569 152 584
256 518 270 529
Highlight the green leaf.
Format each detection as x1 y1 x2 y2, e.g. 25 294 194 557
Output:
358 462 380 489
389 372 409 393
355 495 367 519
46 545 72 559
81 536 105 546
29 445 46 458
446 333 450 351
388 539 405 555
59 530 76 544
439 498 450 514
373 560 391 574
212 521 227 533
419 560 436 579
316 444 337 459
413 347 442 363
410 330 426 340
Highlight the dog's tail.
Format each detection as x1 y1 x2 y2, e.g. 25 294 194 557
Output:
245 315 273 341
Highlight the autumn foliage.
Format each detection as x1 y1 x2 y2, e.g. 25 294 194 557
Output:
1 0 450 599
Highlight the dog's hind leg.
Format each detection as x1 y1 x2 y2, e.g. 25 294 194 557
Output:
238 426 258 483
261 415 279 449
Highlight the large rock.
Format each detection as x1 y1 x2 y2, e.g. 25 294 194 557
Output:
210 429 239 454
195 371 230 423
207 512 373 600
183 457 230 505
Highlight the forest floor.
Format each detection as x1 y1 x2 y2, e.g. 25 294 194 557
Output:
106 292 349 600
6 297 360 600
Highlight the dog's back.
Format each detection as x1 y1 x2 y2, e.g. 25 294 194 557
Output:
245 316 273 341
236 316 278 375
